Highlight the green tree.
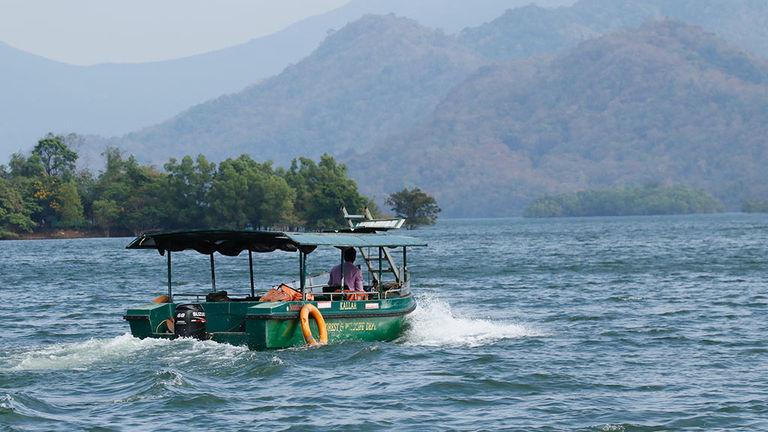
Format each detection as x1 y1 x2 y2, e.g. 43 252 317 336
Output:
92 199 121 235
94 148 167 234
284 154 369 229
8 152 44 178
386 187 441 229
0 177 35 237
6 136 85 230
208 155 295 229
163 155 215 229
32 133 78 178
122 158 166 234
75 169 97 224
53 180 86 228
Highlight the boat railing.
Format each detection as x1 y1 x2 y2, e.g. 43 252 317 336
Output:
308 288 405 301
165 270 408 302
167 286 406 303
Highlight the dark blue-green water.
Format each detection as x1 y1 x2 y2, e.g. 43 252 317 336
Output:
1 215 767 431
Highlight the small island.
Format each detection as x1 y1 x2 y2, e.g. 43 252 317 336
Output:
523 184 723 218
742 199 768 213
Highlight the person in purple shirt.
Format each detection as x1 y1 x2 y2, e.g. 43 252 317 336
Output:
328 248 364 292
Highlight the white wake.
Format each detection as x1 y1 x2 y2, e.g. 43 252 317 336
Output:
403 296 546 347
10 333 165 371
9 333 250 371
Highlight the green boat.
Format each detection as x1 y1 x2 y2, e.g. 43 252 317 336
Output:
123 217 426 349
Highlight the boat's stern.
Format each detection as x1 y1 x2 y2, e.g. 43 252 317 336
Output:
124 302 175 339
244 296 416 350
124 296 416 349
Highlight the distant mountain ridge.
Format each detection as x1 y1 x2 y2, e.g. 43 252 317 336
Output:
353 20 768 215
114 15 485 164
0 0 570 159
459 0 768 60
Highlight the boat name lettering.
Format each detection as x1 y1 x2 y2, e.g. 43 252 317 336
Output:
340 302 358 310
326 322 376 332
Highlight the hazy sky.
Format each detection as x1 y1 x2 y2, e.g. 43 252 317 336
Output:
0 0 348 65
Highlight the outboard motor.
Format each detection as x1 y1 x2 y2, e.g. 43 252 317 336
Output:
174 304 207 340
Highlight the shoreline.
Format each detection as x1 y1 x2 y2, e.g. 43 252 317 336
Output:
3 212 766 241
2 229 114 241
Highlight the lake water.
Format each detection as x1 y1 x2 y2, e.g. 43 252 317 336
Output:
1 215 767 431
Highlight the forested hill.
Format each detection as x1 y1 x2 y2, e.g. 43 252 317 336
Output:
353 20 768 216
79 7 768 217
112 15 484 165
459 0 768 61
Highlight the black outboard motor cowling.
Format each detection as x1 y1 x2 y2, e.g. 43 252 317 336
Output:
174 304 207 339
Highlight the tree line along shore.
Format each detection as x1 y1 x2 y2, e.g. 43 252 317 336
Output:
516 184 768 219
0 134 375 239
523 184 736 218
3 135 766 238
0 134 442 240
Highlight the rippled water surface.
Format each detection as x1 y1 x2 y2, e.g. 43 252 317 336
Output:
1 215 767 431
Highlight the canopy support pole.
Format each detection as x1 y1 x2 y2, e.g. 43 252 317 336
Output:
299 251 307 300
210 253 216 292
167 251 173 302
340 249 345 294
378 247 383 294
298 252 302 295
248 250 255 298
402 247 407 283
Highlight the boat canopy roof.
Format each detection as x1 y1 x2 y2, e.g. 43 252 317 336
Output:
126 230 426 256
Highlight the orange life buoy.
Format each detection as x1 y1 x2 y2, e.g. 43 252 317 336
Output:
299 304 328 346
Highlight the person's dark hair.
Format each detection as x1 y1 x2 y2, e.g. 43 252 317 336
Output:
343 248 356 263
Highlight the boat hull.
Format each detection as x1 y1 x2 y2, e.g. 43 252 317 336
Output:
124 296 415 350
